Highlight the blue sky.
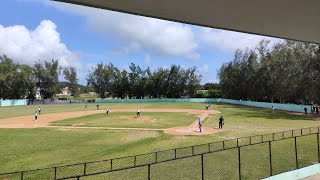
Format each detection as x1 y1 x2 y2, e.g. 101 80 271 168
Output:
0 0 280 85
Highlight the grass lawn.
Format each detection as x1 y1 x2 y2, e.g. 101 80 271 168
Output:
1 103 320 179
50 112 198 129
0 102 207 119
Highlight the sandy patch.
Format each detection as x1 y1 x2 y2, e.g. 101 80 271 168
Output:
72 123 85 127
0 108 222 136
164 110 222 135
119 115 156 122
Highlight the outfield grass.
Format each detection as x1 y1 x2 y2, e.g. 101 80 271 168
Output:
1 103 320 179
0 102 206 119
50 112 197 129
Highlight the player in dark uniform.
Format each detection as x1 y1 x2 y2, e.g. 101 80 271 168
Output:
106 107 109 115
219 116 224 129
205 104 209 111
96 104 99 110
304 107 308 115
38 107 41 114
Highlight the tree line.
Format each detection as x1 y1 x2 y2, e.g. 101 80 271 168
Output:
0 55 202 100
87 62 201 98
219 40 320 104
0 55 78 100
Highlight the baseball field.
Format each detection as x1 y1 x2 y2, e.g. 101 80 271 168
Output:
1 102 320 179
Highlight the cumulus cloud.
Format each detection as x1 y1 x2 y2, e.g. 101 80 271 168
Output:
0 20 81 67
199 28 281 52
44 1 200 60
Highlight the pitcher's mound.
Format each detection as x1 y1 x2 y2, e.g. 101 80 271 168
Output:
164 126 221 135
119 115 156 122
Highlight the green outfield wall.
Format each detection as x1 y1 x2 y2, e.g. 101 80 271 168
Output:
96 98 311 113
0 99 27 107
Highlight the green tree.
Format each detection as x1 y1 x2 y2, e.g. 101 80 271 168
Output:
0 55 35 99
33 60 61 99
63 67 79 99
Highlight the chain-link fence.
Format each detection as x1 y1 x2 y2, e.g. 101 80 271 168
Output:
1 126 320 180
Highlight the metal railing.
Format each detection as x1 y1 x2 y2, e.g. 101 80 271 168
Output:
1 126 320 180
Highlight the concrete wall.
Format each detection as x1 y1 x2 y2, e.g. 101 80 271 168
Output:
263 164 320 180
96 98 311 113
95 98 216 103
0 99 27 107
0 98 311 113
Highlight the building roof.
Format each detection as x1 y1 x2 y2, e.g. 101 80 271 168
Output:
53 0 320 44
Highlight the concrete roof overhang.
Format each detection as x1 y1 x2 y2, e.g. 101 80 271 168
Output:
52 0 320 44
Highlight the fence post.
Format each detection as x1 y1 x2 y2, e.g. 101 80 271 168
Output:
249 137 252 145
155 152 158 163
201 154 204 180
192 146 195 155
238 147 241 180
110 159 113 171
83 163 87 175
272 133 274 141
148 164 151 180
317 133 320 163
282 132 284 139
294 137 299 169
223 141 225 149
175 149 177 159
54 167 57 179
134 156 137 166
21 171 24 180
301 129 303 136
269 141 272 176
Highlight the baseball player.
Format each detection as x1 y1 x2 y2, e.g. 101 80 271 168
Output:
198 117 202 133
34 111 38 121
85 103 87 109
205 104 209 111
96 104 99 110
219 116 224 129
38 106 41 114
137 108 141 117
106 107 109 115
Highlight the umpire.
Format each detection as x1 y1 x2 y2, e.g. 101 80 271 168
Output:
219 116 224 129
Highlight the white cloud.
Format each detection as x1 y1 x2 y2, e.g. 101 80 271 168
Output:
199 28 281 52
0 20 81 68
44 1 200 60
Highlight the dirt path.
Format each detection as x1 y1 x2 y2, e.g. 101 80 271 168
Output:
0 108 221 135
45 126 163 131
165 109 221 135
